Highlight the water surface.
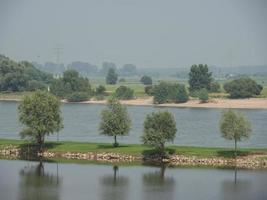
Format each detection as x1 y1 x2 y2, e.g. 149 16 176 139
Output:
0 159 266 200
0 101 267 147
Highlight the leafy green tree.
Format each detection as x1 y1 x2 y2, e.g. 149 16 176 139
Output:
50 69 91 98
140 75 153 85
114 85 134 100
18 91 63 153
153 82 170 104
99 97 131 147
106 68 118 85
189 64 212 92
220 109 252 157
95 85 106 95
198 88 209 103
223 77 263 98
168 84 189 103
142 111 177 155
153 82 188 104
210 81 221 93
144 85 154 96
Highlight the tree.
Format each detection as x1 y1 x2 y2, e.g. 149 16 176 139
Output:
198 88 209 103
142 111 177 155
99 97 131 147
95 85 106 95
223 77 263 98
188 64 212 92
106 68 118 85
210 81 221 93
114 85 134 100
220 109 252 157
153 82 188 104
140 75 152 85
18 91 63 153
50 69 92 98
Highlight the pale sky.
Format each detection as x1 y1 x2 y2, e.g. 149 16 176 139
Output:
0 0 266 68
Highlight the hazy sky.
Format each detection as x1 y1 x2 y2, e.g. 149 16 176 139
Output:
0 0 266 68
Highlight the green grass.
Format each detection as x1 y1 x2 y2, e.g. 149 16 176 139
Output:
1 139 267 158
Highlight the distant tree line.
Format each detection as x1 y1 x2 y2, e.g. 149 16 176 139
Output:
0 55 53 92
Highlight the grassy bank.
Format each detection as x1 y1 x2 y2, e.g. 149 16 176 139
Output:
1 139 267 158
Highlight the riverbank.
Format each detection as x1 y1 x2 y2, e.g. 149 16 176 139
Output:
1 139 267 169
1 93 267 109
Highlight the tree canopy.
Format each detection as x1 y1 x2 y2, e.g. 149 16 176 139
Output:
220 109 251 157
153 82 188 104
140 75 152 85
99 97 131 147
50 69 92 99
114 85 134 100
188 64 212 92
0 55 53 92
18 91 63 152
223 77 263 98
106 68 118 85
142 111 177 154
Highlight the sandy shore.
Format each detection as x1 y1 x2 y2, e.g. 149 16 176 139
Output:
1 97 267 109
72 97 267 109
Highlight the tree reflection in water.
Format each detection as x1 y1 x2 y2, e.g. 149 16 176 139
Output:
221 167 252 200
100 165 129 200
19 160 62 200
142 165 175 200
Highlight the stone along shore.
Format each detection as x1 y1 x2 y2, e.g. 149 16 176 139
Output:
1 145 267 169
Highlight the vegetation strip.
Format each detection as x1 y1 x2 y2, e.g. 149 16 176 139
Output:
1 139 267 169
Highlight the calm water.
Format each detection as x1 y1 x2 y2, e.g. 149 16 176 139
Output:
0 101 267 147
0 159 266 200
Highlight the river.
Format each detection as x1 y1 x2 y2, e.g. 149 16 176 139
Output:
0 159 266 200
0 101 267 147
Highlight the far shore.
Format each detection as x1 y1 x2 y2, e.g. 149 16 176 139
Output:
1 96 267 109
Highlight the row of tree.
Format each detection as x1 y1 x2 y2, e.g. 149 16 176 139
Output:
18 91 251 157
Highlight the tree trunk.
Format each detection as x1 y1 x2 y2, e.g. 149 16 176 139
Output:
234 138 237 158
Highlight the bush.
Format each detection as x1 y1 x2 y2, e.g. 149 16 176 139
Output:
153 82 169 104
27 80 46 91
95 85 106 95
67 92 89 102
168 84 189 103
140 75 152 85
153 82 188 104
210 81 221 93
114 86 134 100
144 85 154 96
224 77 263 98
119 78 126 83
198 88 209 103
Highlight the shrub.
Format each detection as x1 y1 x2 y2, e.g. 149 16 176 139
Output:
198 88 209 103
67 92 89 102
153 82 188 104
144 85 154 96
140 75 152 85
153 82 169 104
95 85 106 95
168 84 189 103
224 77 263 98
210 81 221 93
119 78 126 83
114 86 134 100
